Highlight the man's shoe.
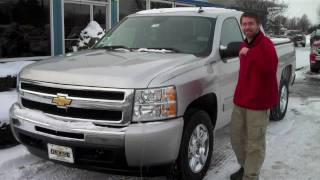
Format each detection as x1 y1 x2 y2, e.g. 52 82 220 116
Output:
230 167 244 180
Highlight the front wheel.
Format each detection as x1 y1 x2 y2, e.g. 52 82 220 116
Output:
270 80 289 121
176 110 214 180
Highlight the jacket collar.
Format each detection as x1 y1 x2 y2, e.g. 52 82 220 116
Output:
244 31 264 47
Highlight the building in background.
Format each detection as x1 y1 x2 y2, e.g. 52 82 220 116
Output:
0 0 224 61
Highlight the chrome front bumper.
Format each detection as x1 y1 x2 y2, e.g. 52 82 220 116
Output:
10 103 184 167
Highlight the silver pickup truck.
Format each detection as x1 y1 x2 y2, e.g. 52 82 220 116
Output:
10 7 296 180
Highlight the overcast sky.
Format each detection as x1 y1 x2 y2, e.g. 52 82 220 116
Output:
283 0 320 24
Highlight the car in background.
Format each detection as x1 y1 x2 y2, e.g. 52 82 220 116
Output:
286 30 306 47
310 40 320 73
310 29 320 45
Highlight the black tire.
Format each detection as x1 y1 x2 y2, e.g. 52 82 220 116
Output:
0 125 19 149
270 80 289 121
302 43 306 47
176 109 214 180
310 67 319 73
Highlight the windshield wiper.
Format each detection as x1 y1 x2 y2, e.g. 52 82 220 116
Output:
99 45 132 51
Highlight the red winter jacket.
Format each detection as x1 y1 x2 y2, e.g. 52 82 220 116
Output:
233 31 279 110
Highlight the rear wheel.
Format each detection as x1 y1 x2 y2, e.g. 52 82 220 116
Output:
176 110 213 180
270 80 289 121
310 67 319 73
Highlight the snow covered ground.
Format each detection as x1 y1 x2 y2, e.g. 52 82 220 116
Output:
0 61 34 78
0 47 319 180
295 34 311 70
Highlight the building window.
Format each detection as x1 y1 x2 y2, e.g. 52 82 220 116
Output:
175 3 196 7
64 3 90 53
64 1 110 53
119 0 146 20
0 0 51 58
94 5 108 29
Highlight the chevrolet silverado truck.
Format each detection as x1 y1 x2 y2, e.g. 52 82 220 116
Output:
9 7 296 180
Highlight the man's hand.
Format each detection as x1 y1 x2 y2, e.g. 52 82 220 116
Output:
239 47 249 56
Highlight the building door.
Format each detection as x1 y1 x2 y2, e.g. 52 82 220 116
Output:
64 0 110 53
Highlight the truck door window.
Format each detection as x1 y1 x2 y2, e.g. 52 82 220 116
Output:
220 17 243 57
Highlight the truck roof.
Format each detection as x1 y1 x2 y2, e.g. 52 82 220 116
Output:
135 7 242 17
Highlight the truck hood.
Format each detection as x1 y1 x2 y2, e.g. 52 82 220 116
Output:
20 49 199 88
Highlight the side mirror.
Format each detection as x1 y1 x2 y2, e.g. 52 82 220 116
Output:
219 42 241 59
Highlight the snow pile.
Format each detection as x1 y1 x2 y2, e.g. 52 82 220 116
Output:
137 48 174 53
271 38 291 45
13 106 116 132
295 46 310 69
305 71 320 79
137 7 235 15
306 34 311 46
0 61 34 78
0 90 17 126
0 61 33 126
77 21 105 50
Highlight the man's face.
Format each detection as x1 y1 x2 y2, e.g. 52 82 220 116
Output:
241 17 260 39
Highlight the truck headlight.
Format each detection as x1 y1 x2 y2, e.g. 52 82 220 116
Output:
133 86 177 122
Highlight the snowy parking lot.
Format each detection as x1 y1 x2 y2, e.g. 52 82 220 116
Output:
0 46 320 180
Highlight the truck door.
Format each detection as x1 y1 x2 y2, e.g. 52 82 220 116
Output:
217 17 243 127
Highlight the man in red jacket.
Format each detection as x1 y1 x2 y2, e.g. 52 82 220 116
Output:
230 12 279 180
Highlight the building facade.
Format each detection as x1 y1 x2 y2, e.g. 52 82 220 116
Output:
0 0 224 61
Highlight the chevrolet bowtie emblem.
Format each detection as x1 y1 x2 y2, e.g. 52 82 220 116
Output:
52 95 72 107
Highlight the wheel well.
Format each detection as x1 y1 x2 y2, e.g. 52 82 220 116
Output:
184 93 218 129
282 65 292 83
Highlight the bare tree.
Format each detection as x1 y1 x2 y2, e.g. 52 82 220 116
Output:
288 17 299 30
232 0 288 29
275 15 289 27
271 15 289 34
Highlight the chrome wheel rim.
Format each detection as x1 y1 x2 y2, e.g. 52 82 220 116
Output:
188 124 209 173
280 85 288 114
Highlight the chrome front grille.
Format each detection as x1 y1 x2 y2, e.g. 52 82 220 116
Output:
18 80 134 126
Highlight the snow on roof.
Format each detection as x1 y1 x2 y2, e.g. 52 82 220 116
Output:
136 7 240 15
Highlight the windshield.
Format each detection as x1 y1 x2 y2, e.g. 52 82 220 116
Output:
95 16 216 56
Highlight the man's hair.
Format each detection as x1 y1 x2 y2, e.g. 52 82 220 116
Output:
240 12 261 25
